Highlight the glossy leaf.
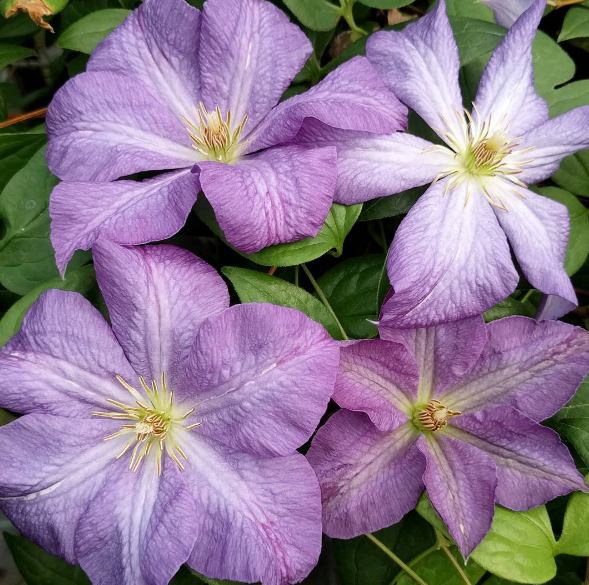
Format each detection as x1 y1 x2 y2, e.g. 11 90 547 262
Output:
558 6 589 42
552 151 589 197
0 44 35 68
556 475 589 556
359 188 423 221
282 0 340 31
483 295 536 322
0 128 46 193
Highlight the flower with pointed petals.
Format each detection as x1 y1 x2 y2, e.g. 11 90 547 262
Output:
307 315 589 558
0 241 339 585
295 0 588 328
481 0 536 27
46 0 406 273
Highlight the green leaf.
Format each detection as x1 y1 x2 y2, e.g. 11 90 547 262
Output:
58 8 130 53
196 197 362 267
222 267 343 339
556 475 589 556
547 79 589 117
558 6 589 42
537 187 589 276
552 151 589 197
484 295 536 322
0 44 35 68
316 255 385 338
450 16 503 66
4 533 91 585
282 0 339 31
359 188 423 221
0 11 39 38
0 145 89 294
187 570 243 585
0 265 96 347
0 407 15 425
417 496 557 584
533 31 576 102
0 129 47 193
335 512 436 585
550 375 589 467
357 0 413 8
445 0 493 22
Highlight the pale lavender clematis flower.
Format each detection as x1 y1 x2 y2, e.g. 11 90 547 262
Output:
482 0 536 27
296 0 588 328
307 315 589 558
0 241 339 585
46 0 406 272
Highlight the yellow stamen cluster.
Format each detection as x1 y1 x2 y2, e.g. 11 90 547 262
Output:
429 106 535 210
414 399 461 432
184 102 248 163
92 373 200 475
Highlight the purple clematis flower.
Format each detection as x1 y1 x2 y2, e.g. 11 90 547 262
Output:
481 0 536 27
307 315 589 558
0 241 340 585
296 0 589 328
46 0 406 273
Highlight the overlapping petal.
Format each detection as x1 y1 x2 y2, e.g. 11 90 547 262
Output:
366 0 465 146
50 170 200 274
379 317 487 398
447 406 589 510
515 106 589 184
0 415 119 562
307 411 424 538
186 303 338 457
197 145 336 253
294 120 453 204
92 241 229 394
440 316 589 421
200 0 311 132
181 434 322 585
419 434 497 558
46 71 199 182
334 340 419 431
247 57 406 152
88 0 202 120
380 181 519 328
474 0 548 136
0 290 134 417
491 180 576 311
482 0 535 28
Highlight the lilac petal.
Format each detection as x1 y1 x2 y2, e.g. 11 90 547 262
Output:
200 0 311 133
50 170 200 274
334 340 418 431
295 120 454 205
440 316 589 421
366 0 465 146
181 434 322 585
447 406 589 510
379 317 487 398
419 433 497 558
474 0 548 137
92 241 229 395
0 414 119 562
186 303 338 457
491 180 576 311
482 0 535 28
247 57 407 152
197 144 336 253
76 461 198 585
536 294 573 321
88 0 201 120
380 181 519 329
307 411 425 538
515 106 589 184
46 71 198 182
0 290 134 417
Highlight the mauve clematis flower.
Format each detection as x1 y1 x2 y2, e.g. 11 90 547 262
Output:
46 0 406 272
0 241 339 585
307 315 589 558
296 0 589 328
481 0 536 27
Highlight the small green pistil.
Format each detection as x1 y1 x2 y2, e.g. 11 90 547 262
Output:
413 399 461 433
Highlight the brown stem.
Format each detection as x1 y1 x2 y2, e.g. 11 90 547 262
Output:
573 307 589 318
0 107 47 129
549 0 588 8
267 266 277 276
575 288 589 297
584 557 589 585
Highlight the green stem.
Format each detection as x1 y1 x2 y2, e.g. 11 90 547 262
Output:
436 531 472 585
387 544 439 585
338 0 367 35
294 264 299 288
520 289 536 304
365 534 430 585
301 262 349 341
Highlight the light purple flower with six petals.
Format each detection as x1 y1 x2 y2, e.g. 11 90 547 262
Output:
307 315 589 557
46 0 406 272
296 0 588 328
0 241 339 585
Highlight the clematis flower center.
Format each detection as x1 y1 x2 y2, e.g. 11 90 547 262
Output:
413 399 461 432
184 102 248 163
92 373 200 475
